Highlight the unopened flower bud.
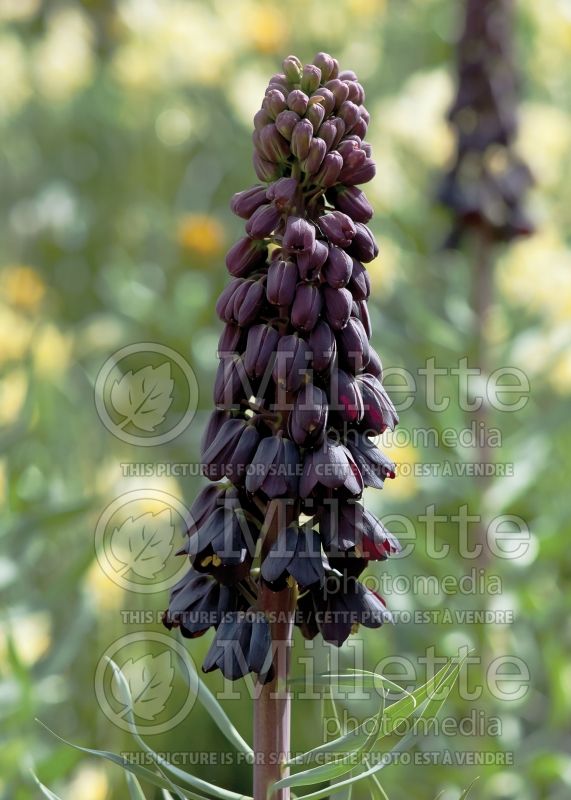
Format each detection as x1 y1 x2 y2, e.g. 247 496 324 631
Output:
345 81 365 105
291 119 314 160
259 124 290 162
305 101 326 132
337 317 370 374
267 259 298 306
264 89 287 119
283 216 316 255
231 185 268 219
218 323 243 356
254 108 272 130
339 156 376 186
297 239 328 280
237 279 266 327
354 298 372 338
315 151 343 187
322 245 353 288
301 64 322 94
291 283 322 332
226 236 268 277
253 151 282 182
352 117 368 139
338 100 360 131
266 177 298 211
325 79 350 109
318 120 337 150
215 277 245 322
214 356 249 409
245 203 282 238
331 186 373 223
312 52 336 82
287 90 309 115
348 258 371 300
347 223 378 263
302 138 327 175
339 69 358 81
308 319 336 372
313 87 335 115
273 334 310 392
283 55 303 84
244 324 280 379
323 286 352 330
275 110 300 140
319 211 356 247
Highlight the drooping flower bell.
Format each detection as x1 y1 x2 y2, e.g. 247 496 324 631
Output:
439 0 534 244
163 52 400 681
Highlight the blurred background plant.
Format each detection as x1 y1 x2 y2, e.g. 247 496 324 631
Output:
1 1 570 799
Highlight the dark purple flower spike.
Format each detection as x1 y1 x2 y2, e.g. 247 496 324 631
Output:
164 53 400 683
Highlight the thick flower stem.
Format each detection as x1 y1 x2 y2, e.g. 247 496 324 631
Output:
253 581 296 800
254 499 298 800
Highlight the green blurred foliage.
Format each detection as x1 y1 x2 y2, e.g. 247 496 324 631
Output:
1 0 570 798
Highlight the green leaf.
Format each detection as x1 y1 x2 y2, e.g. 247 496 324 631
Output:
284 660 464 800
126 772 148 800
459 778 479 798
175 650 254 757
286 662 450 768
106 659 252 800
30 772 64 800
36 720 204 800
274 670 389 791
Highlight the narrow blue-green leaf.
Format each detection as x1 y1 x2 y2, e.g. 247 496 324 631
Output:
286 660 453 767
274 671 387 791
106 660 252 800
126 772 148 800
291 662 463 800
36 720 206 800
30 772 64 800
177 652 254 757
458 778 479 798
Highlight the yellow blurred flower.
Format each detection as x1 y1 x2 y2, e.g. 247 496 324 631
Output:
366 236 399 294
378 436 419 500
551 352 571 395
0 304 33 365
1 265 46 312
0 611 51 667
518 103 571 188
33 324 73 378
377 69 454 167
85 561 125 612
0 0 40 21
0 369 27 425
0 460 6 503
246 5 288 54
347 0 386 15
0 34 31 116
33 8 95 102
177 213 225 258
64 764 109 800
498 229 571 324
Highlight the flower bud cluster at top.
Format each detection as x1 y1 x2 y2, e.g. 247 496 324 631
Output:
164 53 401 684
